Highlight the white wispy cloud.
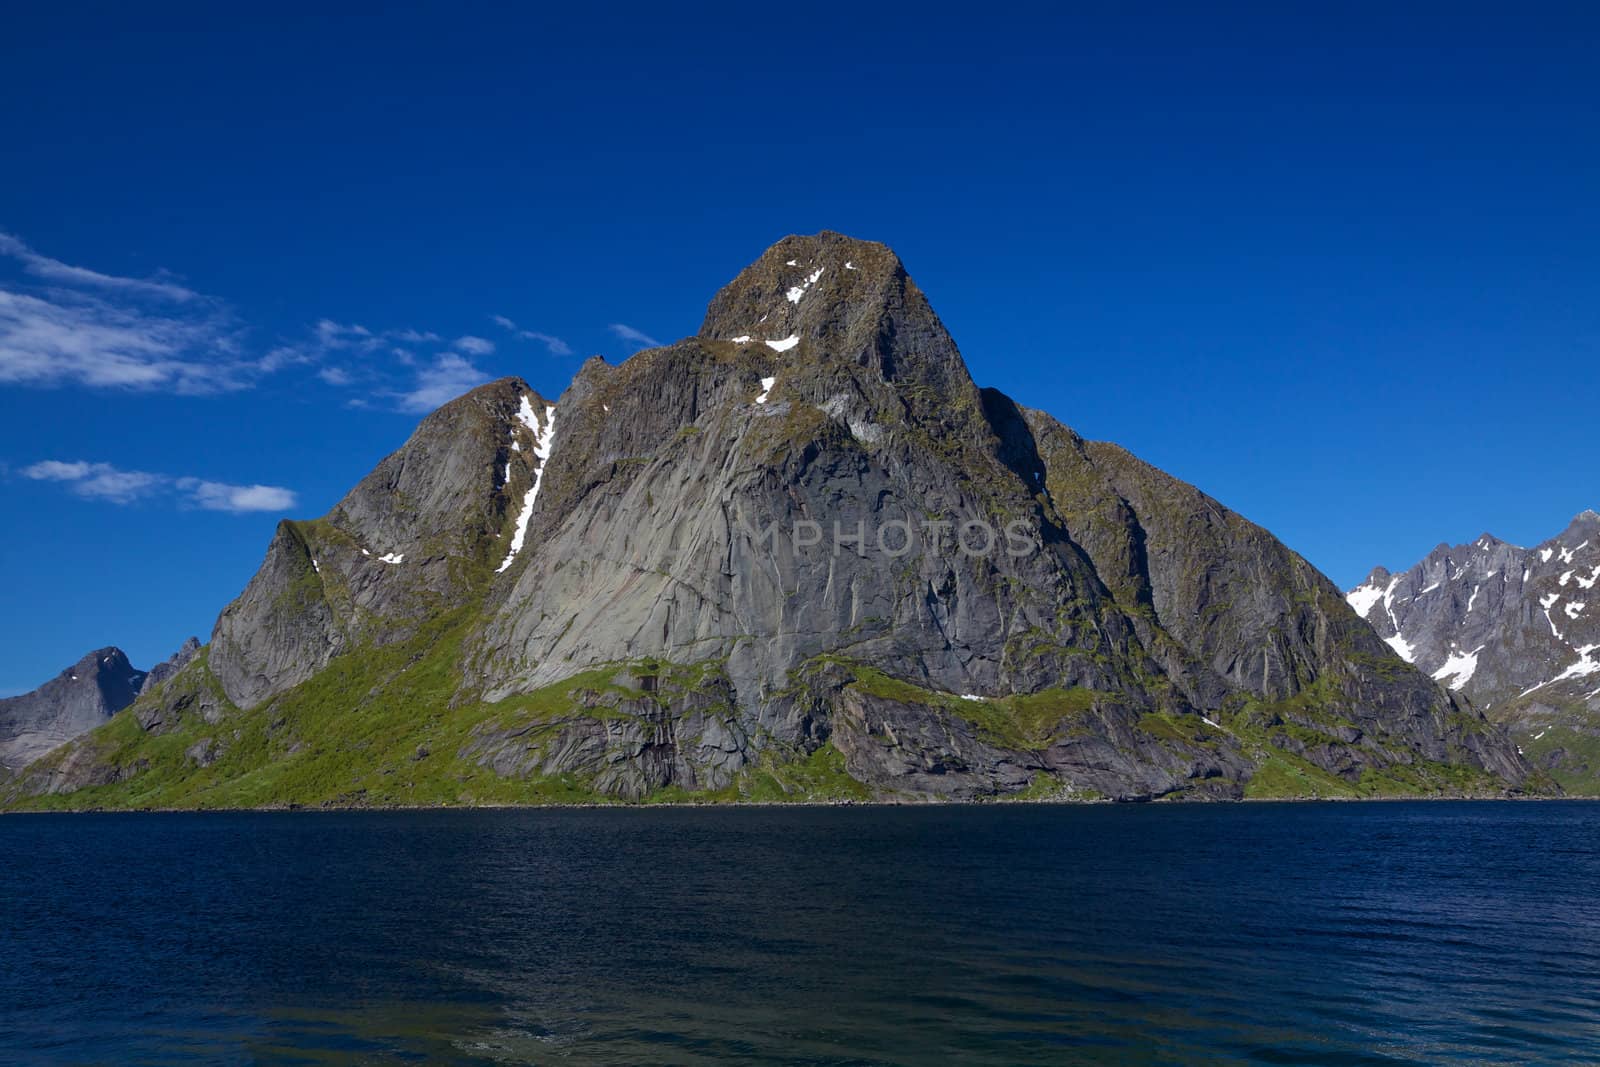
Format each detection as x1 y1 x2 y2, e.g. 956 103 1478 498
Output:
256 345 314 374
21 459 297 513
609 323 661 350
398 353 491 412
176 478 299 513
0 232 198 302
453 335 495 356
266 322 455 394
525 332 573 356
491 314 574 357
0 232 255 394
314 319 371 346
0 231 573 414
21 460 165 504
0 228 462 399
0 288 247 394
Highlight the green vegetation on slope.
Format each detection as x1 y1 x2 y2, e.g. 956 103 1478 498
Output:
3 630 1528 810
846 665 1100 749
4 617 877 810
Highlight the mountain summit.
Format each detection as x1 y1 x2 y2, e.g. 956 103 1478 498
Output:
0 648 146 773
0 637 201 777
3 233 1540 807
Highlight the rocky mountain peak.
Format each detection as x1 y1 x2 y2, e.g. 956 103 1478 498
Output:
0 646 147 772
699 231 973 396
1558 509 1600 541
208 373 556 709
139 636 203 696
1359 564 1392 587
1347 510 1600 789
322 373 544 563
6 232 1537 807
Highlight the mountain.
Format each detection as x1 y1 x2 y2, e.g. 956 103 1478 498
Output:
140 637 202 697
0 636 203 776
0 648 147 774
1 232 1542 808
1346 511 1600 792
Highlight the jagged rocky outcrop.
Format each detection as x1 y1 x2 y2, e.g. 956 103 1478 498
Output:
1348 511 1600 790
140 637 202 696
0 648 146 773
208 380 553 709
2 232 1541 808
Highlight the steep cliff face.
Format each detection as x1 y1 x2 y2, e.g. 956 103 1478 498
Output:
207 378 554 710
139 637 202 697
470 233 1156 718
0 648 146 773
1348 511 1600 791
1 232 1541 809
1025 419 1528 786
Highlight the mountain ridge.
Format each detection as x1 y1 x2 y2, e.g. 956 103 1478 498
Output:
1346 509 1600 792
0 639 197 774
1 232 1544 808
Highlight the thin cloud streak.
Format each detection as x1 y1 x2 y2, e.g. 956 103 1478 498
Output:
0 231 198 302
492 314 574 356
397 353 491 412
453 335 495 355
0 231 590 413
21 459 298 513
608 323 661 350
176 478 298 513
0 288 247 394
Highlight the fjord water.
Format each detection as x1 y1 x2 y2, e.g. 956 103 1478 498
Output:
3 804 1597 1065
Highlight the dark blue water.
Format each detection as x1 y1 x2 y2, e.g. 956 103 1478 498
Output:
3 803 1598 1065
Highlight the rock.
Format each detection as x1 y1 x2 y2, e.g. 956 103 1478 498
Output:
208 378 551 710
139 637 202 696
1348 510 1600 788
185 738 222 768
2 231 1540 805
0 648 146 772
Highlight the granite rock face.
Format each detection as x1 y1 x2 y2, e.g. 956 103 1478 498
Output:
0 648 146 773
453 232 1530 798
472 234 1153 711
140 637 202 696
208 379 553 710
3 232 1540 805
1027 419 1530 786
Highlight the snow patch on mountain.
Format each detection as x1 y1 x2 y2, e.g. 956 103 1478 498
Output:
1347 580 1385 619
1351 510 1600 724
497 399 557 574
1432 645 1485 690
785 267 825 304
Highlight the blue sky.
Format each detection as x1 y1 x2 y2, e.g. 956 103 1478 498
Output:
2 3 1597 692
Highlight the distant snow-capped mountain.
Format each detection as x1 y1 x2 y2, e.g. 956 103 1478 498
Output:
1347 510 1600 791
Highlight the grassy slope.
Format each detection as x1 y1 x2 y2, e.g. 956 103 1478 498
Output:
4 630 1528 812
4 615 874 810
1492 697 1600 797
